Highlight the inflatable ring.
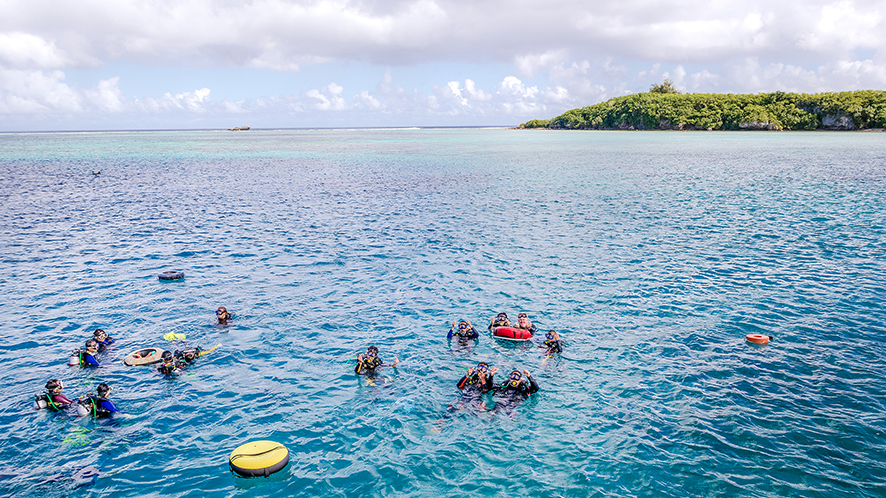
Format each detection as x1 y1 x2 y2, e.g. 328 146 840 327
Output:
158 270 184 281
746 334 771 345
492 326 533 341
229 440 289 478
124 347 165 366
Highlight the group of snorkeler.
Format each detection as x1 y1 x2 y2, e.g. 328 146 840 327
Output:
69 329 116 367
157 346 207 376
355 311 561 420
39 306 231 418
34 379 121 418
451 312 563 356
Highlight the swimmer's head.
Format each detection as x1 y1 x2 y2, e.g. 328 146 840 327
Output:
545 331 554 340
367 346 379 357
93 329 107 341
85 339 98 352
458 320 468 330
216 307 227 316
161 350 173 363
96 383 111 397
182 351 196 362
496 312 508 318
518 313 528 319
45 379 63 393
476 362 489 373
508 370 522 386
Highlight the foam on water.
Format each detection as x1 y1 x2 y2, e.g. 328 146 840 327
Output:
1 129 884 496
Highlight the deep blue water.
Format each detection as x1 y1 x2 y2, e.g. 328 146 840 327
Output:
0 129 885 497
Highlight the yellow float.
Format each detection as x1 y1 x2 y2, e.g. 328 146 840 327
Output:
229 440 289 477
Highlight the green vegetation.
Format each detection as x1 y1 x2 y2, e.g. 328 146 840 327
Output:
649 78 681 95
519 90 886 131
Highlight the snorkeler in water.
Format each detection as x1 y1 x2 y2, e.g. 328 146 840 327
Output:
34 379 74 411
92 329 115 353
354 346 399 376
514 313 538 335
215 307 232 325
448 320 479 340
488 312 511 329
491 369 539 416
457 361 497 393
77 383 121 418
157 350 187 376
71 339 101 367
543 330 562 355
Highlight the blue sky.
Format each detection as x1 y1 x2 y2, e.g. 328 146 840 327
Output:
1 0 884 131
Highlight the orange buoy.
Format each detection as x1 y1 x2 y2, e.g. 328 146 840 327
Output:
746 334 771 345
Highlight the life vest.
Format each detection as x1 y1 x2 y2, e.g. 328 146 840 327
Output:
355 357 382 374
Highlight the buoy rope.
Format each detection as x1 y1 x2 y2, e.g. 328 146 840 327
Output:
230 445 285 463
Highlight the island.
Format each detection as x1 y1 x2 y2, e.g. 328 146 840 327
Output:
520 82 886 131
227 126 251 131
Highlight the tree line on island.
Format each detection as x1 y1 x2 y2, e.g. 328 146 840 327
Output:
520 80 886 131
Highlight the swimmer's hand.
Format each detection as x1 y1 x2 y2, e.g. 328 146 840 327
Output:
392 358 399 367
490 367 498 375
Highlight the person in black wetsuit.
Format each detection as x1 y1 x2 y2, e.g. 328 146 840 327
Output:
488 312 511 330
157 350 186 376
175 345 204 363
35 379 74 411
448 320 479 340
77 383 121 418
92 329 115 353
215 306 232 325
354 346 398 376
543 330 562 355
457 361 498 393
71 340 101 367
492 369 539 416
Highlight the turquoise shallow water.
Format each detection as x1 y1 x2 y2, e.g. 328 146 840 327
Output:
0 129 885 497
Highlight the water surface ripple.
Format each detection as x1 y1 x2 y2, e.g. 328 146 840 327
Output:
0 129 884 497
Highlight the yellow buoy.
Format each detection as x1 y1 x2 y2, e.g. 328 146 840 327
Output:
229 440 289 477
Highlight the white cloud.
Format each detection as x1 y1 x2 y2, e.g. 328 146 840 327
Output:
515 50 569 77
2 0 882 73
0 69 82 114
85 77 125 113
354 90 380 110
305 83 349 110
0 33 75 69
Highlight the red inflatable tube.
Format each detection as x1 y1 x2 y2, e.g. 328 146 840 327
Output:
493 327 533 341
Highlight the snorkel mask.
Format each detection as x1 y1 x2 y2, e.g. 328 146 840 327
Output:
458 321 468 330
545 331 554 340
367 346 379 358
161 350 174 365
93 329 107 341
476 362 489 374
85 339 98 352
45 379 63 393
509 370 522 387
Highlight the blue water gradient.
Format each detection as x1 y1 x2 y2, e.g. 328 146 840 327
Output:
0 129 884 497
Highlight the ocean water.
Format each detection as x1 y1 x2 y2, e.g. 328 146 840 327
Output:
0 128 884 497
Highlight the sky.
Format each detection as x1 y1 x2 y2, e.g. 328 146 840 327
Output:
1 0 884 131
